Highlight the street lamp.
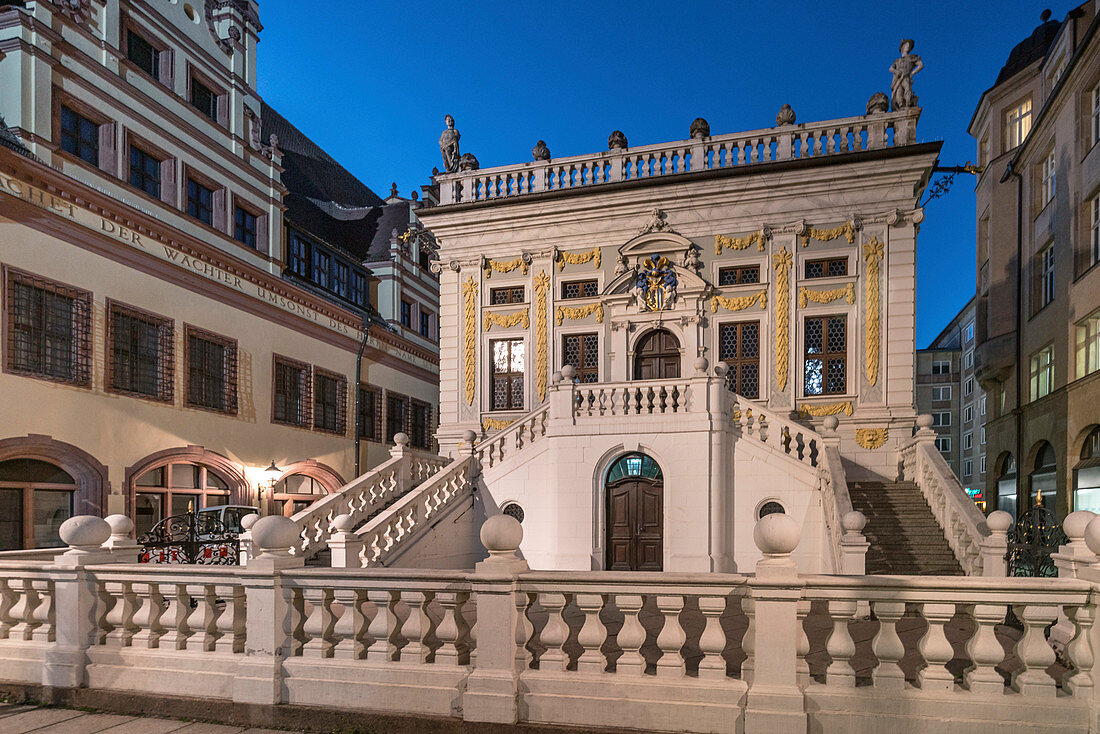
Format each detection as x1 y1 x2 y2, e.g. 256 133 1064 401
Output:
260 460 281 514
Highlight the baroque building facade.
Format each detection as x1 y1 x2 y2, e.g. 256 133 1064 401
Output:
420 82 939 572
970 4 1100 518
0 0 438 548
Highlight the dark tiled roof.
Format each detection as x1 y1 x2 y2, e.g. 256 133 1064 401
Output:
995 19 1061 86
366 200 411 262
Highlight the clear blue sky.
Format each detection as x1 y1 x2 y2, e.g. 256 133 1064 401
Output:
257 0 1070 348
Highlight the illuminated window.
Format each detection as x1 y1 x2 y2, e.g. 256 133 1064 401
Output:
1040 150 1055 206
1029 345 1054 401
1005 99 1032 149
490 338 525 410
1077 309 1100 378
803 315 846 396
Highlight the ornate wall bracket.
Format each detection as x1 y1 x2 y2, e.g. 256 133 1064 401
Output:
483 310 530 331
482 416 516 431
711 290 767 312
557 246 601 271
798 282 855 308
855 427 889 449
863 237 884 386
715 230 767 254
556 302 604 325
799 220 856 248
483 255 530 279
773 248 793 391
797 401 854 417
534 271 550 401
462 277 478 405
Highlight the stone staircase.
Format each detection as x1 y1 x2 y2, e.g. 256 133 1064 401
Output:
847 481 964 575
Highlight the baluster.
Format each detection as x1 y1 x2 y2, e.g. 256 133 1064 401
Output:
614 594 645 675
130 581 162 649
871 601 906 689
1012 603 1059 697
433 591 466 666
917 602 956 691
1064 605 1095 697
537 592 569 671
214 584 244 654
400 590 432 663
575 593 607 673
655 595 686 678
0 578 16 639
186 584 219 652
741 596 755 683
796 599 812 687
8 579 39 641
698 595 727 680
30 580 52 642
366 589 397 661
302 588 333 657
158 583 190 650
825 599 857 686
515 591 533 671
102 581 135 646
965 603 1007 693
333 589 365 660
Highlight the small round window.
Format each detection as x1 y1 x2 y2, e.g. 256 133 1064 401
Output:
758 501 785 519
502 502 524 523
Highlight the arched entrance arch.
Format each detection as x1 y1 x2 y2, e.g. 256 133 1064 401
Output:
995 452 1017 518
605 452 663 571
1074 426 1100 512
632 329 681 380
270 460 345 517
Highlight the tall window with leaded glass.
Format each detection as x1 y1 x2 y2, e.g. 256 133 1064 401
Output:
804 315 846 395
562 333 598 383
719 321 760 398
490 338 525 410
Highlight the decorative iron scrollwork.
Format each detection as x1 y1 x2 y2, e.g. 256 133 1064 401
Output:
1005 505 1067 577
139 512 239 565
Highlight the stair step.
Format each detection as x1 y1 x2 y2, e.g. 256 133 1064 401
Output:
848 480 963 576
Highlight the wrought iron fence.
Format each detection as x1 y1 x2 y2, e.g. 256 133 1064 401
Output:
138 511 239 565
1006 505 1067 577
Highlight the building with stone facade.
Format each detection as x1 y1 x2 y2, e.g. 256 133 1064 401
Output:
969 3 1100 518
418 80 940 572
0 0 438 549
916 296 987 508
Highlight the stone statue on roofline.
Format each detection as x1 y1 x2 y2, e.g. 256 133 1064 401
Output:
890 39 923 111
439 114 461 173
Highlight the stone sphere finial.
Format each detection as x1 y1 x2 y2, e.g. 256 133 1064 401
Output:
561 364 577 381
713 362 729 378
1085 515 1100 556
776 104 796 126
985 510 1013 535
551 370 563 383
331 513 355 534
608 130 628 150
251 516 300 555
841 510 867 534
915 414 934 429
689 117 711 140
393 432 410 446
823 415 840 432
693 356 709 374
753 512 800 556
59 515 112 550
1064 510 1096 543
105 514 134 538
462 429 478 445
480 513 523 556
240 513 260 531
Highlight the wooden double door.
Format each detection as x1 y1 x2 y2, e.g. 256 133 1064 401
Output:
633 329 681 380
606 478 663 571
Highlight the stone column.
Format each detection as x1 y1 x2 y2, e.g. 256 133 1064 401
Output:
979 510 1012 577
44 516 119 690
389 432 411 494
707 363 733 571
744 513 807 734
839 511 869 575
464 515 529 724
232 516 304 706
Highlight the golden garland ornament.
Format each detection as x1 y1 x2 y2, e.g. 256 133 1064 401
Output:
557 247 601 271
773 247 793 391
797 402 854 418
715 230 766 255
798 282 855 308
799 220 856 248
483 256 529 279
863 237 884 386
855 427 890 450
534 271 550 401
556 302 604 326
462 276 479 405
482 416 516 431
710 290 768 312
483 310 530 331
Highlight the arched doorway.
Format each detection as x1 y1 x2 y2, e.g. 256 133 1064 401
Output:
605 453 663 571
633 329 680 380
1029 442 1057 510
1075 427 1100 512
996 453 1017 519
0 459 76 550
268 460 344 517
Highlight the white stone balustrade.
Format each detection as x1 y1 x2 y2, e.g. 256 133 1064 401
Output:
569 378 699 418
475 404 549 470
436 109 921 205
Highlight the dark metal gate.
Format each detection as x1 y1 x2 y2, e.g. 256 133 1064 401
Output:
1005 505 1067 577
138 512 240 565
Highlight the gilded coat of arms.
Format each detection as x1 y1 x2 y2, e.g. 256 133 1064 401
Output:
634 256 677 311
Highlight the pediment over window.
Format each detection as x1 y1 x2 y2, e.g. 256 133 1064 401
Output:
617 231 695 260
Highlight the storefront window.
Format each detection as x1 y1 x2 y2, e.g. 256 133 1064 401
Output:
1075 428 1100 513
0 459 76 549
133 461 232 537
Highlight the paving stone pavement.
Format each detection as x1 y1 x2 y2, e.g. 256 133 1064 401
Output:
0 704 305 734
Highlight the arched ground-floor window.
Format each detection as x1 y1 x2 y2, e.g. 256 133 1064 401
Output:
996 452 1017 519
1030 442 1057 511
1075 427 1100 513
126 448 248 537
269 461 344 517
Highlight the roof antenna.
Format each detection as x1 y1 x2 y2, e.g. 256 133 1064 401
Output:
1041 9 1052 22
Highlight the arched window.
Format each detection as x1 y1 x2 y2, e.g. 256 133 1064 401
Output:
0 459 76 550
1030 442 1057 510
997 453 1017 519
272 474 329 517
1075 427 1100 512
606 453 663 483
134 462 234 536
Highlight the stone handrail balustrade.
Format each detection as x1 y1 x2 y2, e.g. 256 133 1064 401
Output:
355 454 476 567
476 403 550 471
571 378 698 418
436 109 920 205
902 423 990 575
730 394 821 470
